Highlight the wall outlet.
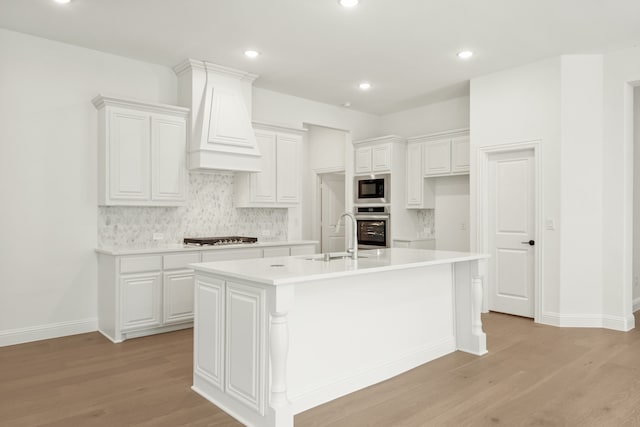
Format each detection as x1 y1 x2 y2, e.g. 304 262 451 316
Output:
152 233 164 241
459 222 467 231
261 229 271 237
545 218 556 231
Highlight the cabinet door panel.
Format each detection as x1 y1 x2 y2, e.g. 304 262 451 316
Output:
152 115 187 202
109 110 150 201
251 131 277 203
372 144 391 172
225 282 266 414
355 147 372 174
195 277 225 390
202 248 264 262
163 269 195 324
120 272 161 330
451 136 470 173
406 143 423 207
424 139 451 176
276 134 300 203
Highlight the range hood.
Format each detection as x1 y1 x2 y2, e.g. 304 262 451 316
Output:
174 59 261 172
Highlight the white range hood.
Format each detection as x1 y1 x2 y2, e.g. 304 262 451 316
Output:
174 59 261 172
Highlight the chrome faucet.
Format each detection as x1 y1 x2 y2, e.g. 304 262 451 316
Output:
335 212 358 260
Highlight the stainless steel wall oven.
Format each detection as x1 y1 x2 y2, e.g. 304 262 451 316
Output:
355 206 390 249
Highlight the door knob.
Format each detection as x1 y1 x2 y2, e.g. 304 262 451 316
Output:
521 240 535 246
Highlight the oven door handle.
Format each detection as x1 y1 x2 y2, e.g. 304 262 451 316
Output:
355 215 390 220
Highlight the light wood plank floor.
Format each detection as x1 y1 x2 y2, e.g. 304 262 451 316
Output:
2 313 640 426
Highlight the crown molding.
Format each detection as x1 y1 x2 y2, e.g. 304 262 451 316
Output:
91 95 190 116
407 128 470 143
252 121 308 134
352 135 406 146
173 58 259 82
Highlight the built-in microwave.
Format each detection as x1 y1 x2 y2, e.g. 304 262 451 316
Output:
354 174 390 204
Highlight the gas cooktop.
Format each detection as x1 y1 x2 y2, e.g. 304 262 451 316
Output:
183 236 258 246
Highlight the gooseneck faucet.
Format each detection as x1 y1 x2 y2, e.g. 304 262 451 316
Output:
335 212 358 260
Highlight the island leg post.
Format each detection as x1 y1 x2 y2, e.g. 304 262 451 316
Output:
454 260 488 356
269 285 295 427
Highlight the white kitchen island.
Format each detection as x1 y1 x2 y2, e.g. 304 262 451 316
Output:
190 248 488 427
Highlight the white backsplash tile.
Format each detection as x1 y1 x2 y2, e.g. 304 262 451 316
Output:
98 172 288 248
416 209 435 238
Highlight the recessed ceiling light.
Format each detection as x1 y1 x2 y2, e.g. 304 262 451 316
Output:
244 50 260 58
339 0 360 7
54 0 71 4
359 82 372 90
457 50 474 59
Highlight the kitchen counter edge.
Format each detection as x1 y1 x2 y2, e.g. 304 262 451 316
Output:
95 240 319 256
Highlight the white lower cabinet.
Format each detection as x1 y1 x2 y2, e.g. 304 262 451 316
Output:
163 269 195 324
195 276 225 391
225 281 266 414
97 243 317 342
120 271 162 331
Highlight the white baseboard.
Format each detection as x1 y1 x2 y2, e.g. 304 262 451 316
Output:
0 318 98 347
540 312 633 331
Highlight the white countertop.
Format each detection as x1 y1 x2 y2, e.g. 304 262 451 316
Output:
95 240 318 256
190 248 489 286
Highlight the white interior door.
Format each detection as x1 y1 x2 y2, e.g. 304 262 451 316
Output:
320 173 345 252
488 149 535 317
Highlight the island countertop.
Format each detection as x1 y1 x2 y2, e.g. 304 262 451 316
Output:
190 248 489 286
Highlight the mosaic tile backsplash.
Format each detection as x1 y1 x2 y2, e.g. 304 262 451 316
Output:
416 209 435 237
98 172 288 248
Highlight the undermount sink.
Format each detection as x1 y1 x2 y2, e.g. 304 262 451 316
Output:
303 253 368 262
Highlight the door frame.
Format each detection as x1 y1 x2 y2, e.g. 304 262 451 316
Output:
314 167 347 252
475 140 543 321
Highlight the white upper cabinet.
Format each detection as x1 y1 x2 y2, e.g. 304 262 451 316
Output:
235 123 304 208
108 109 151 202
422 130 470 177
275 133 300 203
250 131 278 204
451 135 470 173
424 139 451 176
406 141 435 209
152 115 188 202
355 147 373 174
354 143 392 174
93 96 189 206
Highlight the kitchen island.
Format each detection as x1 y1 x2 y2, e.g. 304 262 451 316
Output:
190 248 488 427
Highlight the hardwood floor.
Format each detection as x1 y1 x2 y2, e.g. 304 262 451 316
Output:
2 313 640 426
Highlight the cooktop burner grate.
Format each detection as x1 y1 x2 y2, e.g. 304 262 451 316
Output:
183 236 258 246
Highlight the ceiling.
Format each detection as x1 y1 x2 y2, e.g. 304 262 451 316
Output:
1 0 640 115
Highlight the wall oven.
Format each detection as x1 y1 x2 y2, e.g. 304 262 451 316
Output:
354 174 390 204
355 206 390 249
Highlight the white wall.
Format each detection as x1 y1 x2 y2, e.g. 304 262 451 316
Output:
603 46 640 328
380 96 470 137
253 88 380 142
434 176 470 252
0 29 177 345
470 57 563 317
633 87 640 308
559 56 604 316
